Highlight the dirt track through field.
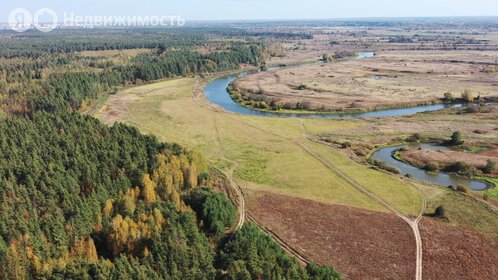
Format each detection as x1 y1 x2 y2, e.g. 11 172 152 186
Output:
211 113 311 265
300 120 426 280
195 77 426 279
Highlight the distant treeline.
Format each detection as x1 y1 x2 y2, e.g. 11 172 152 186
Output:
0 29 264 114
224 31 313 39
0 28 245 58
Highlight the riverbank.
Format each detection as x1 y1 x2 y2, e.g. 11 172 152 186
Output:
231 49 498 116
227 82 460 115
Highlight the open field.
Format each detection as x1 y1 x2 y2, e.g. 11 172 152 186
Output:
420 217 498 280
246 189 498 280
425 191 498 244
318 105 498 154
245 190 416 280
258 24 498 67
233 49 498 112
96 77 425 214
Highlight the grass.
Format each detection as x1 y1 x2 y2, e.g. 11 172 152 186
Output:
303 140 424 215
473 176 498 201
95 77 430 213
95 75 498 244
462 145 493 153
427 190 498 244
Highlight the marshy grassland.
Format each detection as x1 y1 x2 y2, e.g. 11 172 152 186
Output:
96 77 431 213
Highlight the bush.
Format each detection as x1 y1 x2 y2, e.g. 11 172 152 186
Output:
341 141 352 149
368 158 400 174
434 206 446 218
444 92 455 102
425 162 440 172
483 159 496 174
354 149 368 157
461 89 474 103
456 185 468 193
410 133 422 142
450 131 463 145
473 129 485 134
257 101 270 110
198 172 210 185
446 161 479 177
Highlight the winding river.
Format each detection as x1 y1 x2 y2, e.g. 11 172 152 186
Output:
371 144 489 191
204 52 462 119
203 52 488 190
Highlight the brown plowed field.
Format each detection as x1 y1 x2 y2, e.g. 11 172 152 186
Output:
420 218 498 280
246 190 416 280
246 190 498 280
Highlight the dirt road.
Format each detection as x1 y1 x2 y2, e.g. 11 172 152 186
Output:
196 77 426 279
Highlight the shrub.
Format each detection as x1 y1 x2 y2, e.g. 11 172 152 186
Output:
354 149 368 157
368 158 400 174
425 162 440 172
411 133 422 142
450 131 463 145
258 101 269 110
434 206 446 218
483 159 496 174
444 92 455 102
461 89 474 103
446 161 479 177
456 184 468 193
341 141 352 149
301 101 312 110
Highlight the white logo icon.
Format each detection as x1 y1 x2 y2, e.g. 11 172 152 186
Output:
33 8 58 32
8 8 32 32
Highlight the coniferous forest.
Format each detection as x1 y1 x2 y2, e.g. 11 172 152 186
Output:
0 28 341 279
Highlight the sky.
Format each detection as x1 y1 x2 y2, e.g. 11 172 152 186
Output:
1 0 498 22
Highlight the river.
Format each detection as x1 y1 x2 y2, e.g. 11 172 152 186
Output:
371 144 489 191
203 52 488 190
203 52 462 119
